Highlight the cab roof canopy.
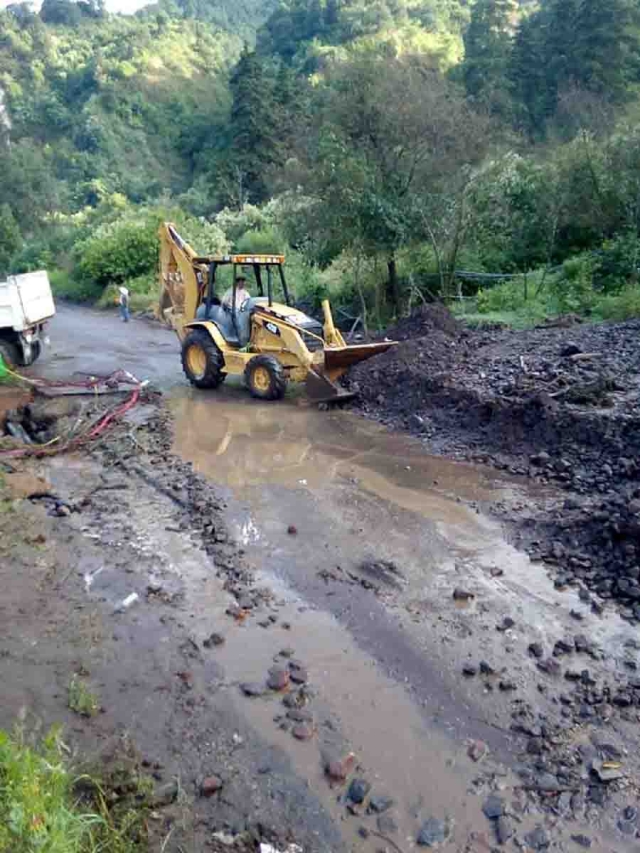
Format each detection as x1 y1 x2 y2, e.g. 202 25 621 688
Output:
193 254 286 266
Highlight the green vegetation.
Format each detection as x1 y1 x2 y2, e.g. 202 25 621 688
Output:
0 724 149 852
67 676 100 717
2 0 640 327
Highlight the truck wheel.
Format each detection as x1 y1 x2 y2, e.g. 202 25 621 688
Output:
29 341 42 365
0 339 19 370
245 355 287 401
181 328 226 389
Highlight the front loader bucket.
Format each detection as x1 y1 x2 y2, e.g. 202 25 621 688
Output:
323 341 397 375
305 369 356 404
305 341 397 404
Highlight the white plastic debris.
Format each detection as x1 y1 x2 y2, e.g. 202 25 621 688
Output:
260 845 303 853
115 592 139 613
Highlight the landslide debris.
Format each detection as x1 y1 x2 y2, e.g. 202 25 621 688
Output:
349 309 640 620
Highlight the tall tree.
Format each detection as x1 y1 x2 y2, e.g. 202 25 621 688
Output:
512 0 640 139
510 13 549 138
572 0 640 102
293 52 487 313
0 204 22 278
462 0 516 119
226 48 281 205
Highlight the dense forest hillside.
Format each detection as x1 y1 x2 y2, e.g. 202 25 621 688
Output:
1 0 640 325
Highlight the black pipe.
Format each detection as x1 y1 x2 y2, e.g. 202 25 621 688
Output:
279 266 291 306
205 262 217 318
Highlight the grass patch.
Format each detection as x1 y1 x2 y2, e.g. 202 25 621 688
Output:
68 677 100 718
454 269 640 329
0 724 150 852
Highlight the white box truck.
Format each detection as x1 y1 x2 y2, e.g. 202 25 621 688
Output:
0 270 55 367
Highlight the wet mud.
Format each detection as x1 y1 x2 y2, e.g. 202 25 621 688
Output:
2 305 640 852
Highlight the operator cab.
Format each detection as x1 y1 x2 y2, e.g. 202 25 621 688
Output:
195 254 322 348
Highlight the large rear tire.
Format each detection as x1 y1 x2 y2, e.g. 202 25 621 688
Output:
245 355 287 401
181 329 226 389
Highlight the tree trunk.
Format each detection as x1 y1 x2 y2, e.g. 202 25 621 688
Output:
386 255 399 316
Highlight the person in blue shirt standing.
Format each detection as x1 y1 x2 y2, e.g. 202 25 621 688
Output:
118 286 130 323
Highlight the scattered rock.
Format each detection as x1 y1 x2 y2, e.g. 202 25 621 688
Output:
524 826 550 851
151 780 178 807
289 664 308 685
591 759 624 782
292 723 315 741
528 642 544 659
287 525 298 535
482 794 504 820
553 637 574 656
497 617 515 632
368 795 394 814
561 342 582 357
279 647 295 658
462 664 477 677
499 679 517 692
347 778 371 805
267 666 290 692
325 753 356 783
377 814 398 835
200 776 223 797
203 632 225 648
535 773 561 792
467 740 488 762
453 588 474 602
571 835 592 849
286 708 313 723
537 658 561 677
240 682 265 698
495 817 513 846
479 661 495 675
573 634 591 654
417 817 447 847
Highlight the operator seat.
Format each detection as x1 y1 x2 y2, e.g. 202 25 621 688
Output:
195 298 256 348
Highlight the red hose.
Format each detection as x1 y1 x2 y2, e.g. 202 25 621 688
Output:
0 371 145 458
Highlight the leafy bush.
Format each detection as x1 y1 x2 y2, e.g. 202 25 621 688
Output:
552 256 595 313
476 279 528 313
9 242 54 275
236 227 286 254
593 285 640 321
49 269 101 303
75 220 158 290
594 233 640 293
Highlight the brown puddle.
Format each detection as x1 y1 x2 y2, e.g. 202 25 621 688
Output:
167 388 635 852
170 387 515 513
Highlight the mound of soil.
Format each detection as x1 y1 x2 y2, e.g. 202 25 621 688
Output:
349 308 640 621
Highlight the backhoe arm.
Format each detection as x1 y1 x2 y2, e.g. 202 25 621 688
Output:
157 222 208 337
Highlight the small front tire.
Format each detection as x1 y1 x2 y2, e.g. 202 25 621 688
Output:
181 328 226 389
245 355 287 401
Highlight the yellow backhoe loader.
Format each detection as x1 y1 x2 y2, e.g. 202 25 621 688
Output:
157 222 396 402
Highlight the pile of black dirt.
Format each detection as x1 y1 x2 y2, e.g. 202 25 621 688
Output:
348 307 640 620
384 302 464 340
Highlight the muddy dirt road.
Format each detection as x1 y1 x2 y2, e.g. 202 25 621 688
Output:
3 306 640 852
